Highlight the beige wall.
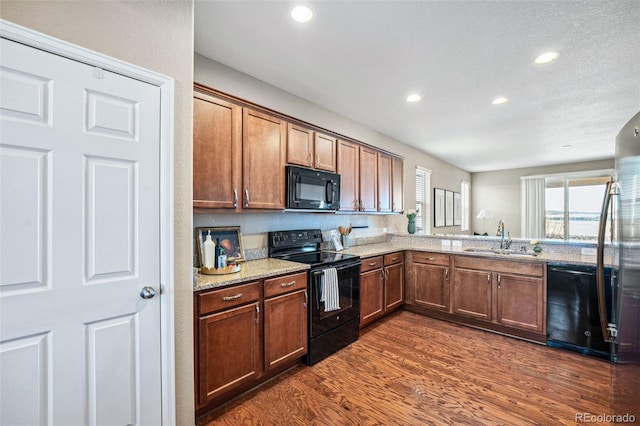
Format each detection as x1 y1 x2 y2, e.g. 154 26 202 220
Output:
471 159 614 238
1 2 195 425
194 55 471 237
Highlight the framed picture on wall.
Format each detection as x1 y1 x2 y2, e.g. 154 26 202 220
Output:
453 192 461 226
434 188 445 227
445 191 454 226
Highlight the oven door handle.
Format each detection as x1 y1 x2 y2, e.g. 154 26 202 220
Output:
312 261 361 275
325 180 335 205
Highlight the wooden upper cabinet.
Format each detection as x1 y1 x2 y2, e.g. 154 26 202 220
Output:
377 153 392 212
286 123 314 168
193 93 241 209
243 108 286 209
337 140 359 212
313 132 337 172
392 156 403 212
359 147 378 212
287 125 337 172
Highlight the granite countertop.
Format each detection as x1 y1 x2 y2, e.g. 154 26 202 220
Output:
339 242 610 266
194 258 310 292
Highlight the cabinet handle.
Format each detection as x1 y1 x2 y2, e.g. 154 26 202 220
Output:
445 268 449 280
244 189 250 207
316 154 320 166
427 257 436 261
280 281 296 287
380 270 385 282
369 262 377 266
233 188 238 208
255 304 259 324
359 199 363 211
303 290 308 308
391 257 398 261
354 199 358 210
487 273 491 284
309 152 313 167
497 274 501 287
223 293 243 301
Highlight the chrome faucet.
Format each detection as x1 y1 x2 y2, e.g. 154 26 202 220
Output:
498 221 512 250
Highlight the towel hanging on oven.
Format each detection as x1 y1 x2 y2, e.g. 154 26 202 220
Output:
321 267 340 312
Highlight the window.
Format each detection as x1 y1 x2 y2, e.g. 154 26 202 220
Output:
415 167 432 234
545 174 613 241
461 181 470 231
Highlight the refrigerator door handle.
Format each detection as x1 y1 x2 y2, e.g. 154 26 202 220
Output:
596 180 616 343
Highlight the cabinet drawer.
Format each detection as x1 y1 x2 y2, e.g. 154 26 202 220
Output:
361 256 383 272
412 251 450 266
198 282 260 315
264 271 308 298
384 252 404 266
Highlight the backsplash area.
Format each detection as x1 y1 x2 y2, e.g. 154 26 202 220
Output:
193 212 390 261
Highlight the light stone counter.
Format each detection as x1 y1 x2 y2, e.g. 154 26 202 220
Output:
338 242 610 266
194 258 310 292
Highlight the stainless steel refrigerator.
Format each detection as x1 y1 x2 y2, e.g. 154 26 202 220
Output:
597 111 640 418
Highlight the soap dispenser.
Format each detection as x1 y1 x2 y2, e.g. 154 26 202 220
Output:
203 231 215 268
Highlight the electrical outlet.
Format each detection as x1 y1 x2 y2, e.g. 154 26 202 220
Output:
452 240 462 248
442 239 451 248
383 228 388 233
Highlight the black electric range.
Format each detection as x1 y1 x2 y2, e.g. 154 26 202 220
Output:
268 229 361 365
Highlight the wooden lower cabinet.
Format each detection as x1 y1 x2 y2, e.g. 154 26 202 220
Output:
405 251 547 343
197 302 261 406
360 252 405 328
451 268 492 321
360 266 385 327
195 271 308 414
496 273 544 333
264 289 308 372
406 251 451 312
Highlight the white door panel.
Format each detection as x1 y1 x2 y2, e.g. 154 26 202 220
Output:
0 37 162 425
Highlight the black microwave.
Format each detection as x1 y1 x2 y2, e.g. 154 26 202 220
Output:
286 166 340 211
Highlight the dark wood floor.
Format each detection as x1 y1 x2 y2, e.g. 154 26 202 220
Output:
198 311 612 425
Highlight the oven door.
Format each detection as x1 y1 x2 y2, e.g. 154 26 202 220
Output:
309 260 360 338
286 165 340 210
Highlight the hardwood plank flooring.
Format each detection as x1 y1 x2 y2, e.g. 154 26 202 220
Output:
198 311 611 425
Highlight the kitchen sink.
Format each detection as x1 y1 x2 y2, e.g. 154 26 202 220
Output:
463 247 538 257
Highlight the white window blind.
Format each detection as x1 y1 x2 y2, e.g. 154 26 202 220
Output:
461 181 470 231
415 167 432 233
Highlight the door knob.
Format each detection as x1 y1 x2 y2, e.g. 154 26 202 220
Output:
140 286 156 299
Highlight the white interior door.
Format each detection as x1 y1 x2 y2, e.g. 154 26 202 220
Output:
0 37 162 425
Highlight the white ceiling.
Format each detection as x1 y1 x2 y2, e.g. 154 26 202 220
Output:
194 1 640 173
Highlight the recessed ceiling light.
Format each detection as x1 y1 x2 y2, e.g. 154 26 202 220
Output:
406 94 421 103
492 97 508 105
561 144 572 148
535 51 559 64
291 5 313 23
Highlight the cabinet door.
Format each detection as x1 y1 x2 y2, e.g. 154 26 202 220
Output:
287 123 314 168
337 140 359 211
377 152 392 212
452 268 492 321
384 262 404 312
243 108 286 209
413 263 450 311
360 268 384 328
314 132 337 172
198 302 261 405
497 273 545 333
392 157 403 212
359 147 378 212
264 289 308 372
193 93 241 209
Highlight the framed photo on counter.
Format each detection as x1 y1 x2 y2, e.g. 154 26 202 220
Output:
195 226 245 268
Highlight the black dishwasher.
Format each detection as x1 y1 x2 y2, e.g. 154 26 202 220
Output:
546 263 613 359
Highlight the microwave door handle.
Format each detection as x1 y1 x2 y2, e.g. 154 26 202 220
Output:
325 181 333 204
